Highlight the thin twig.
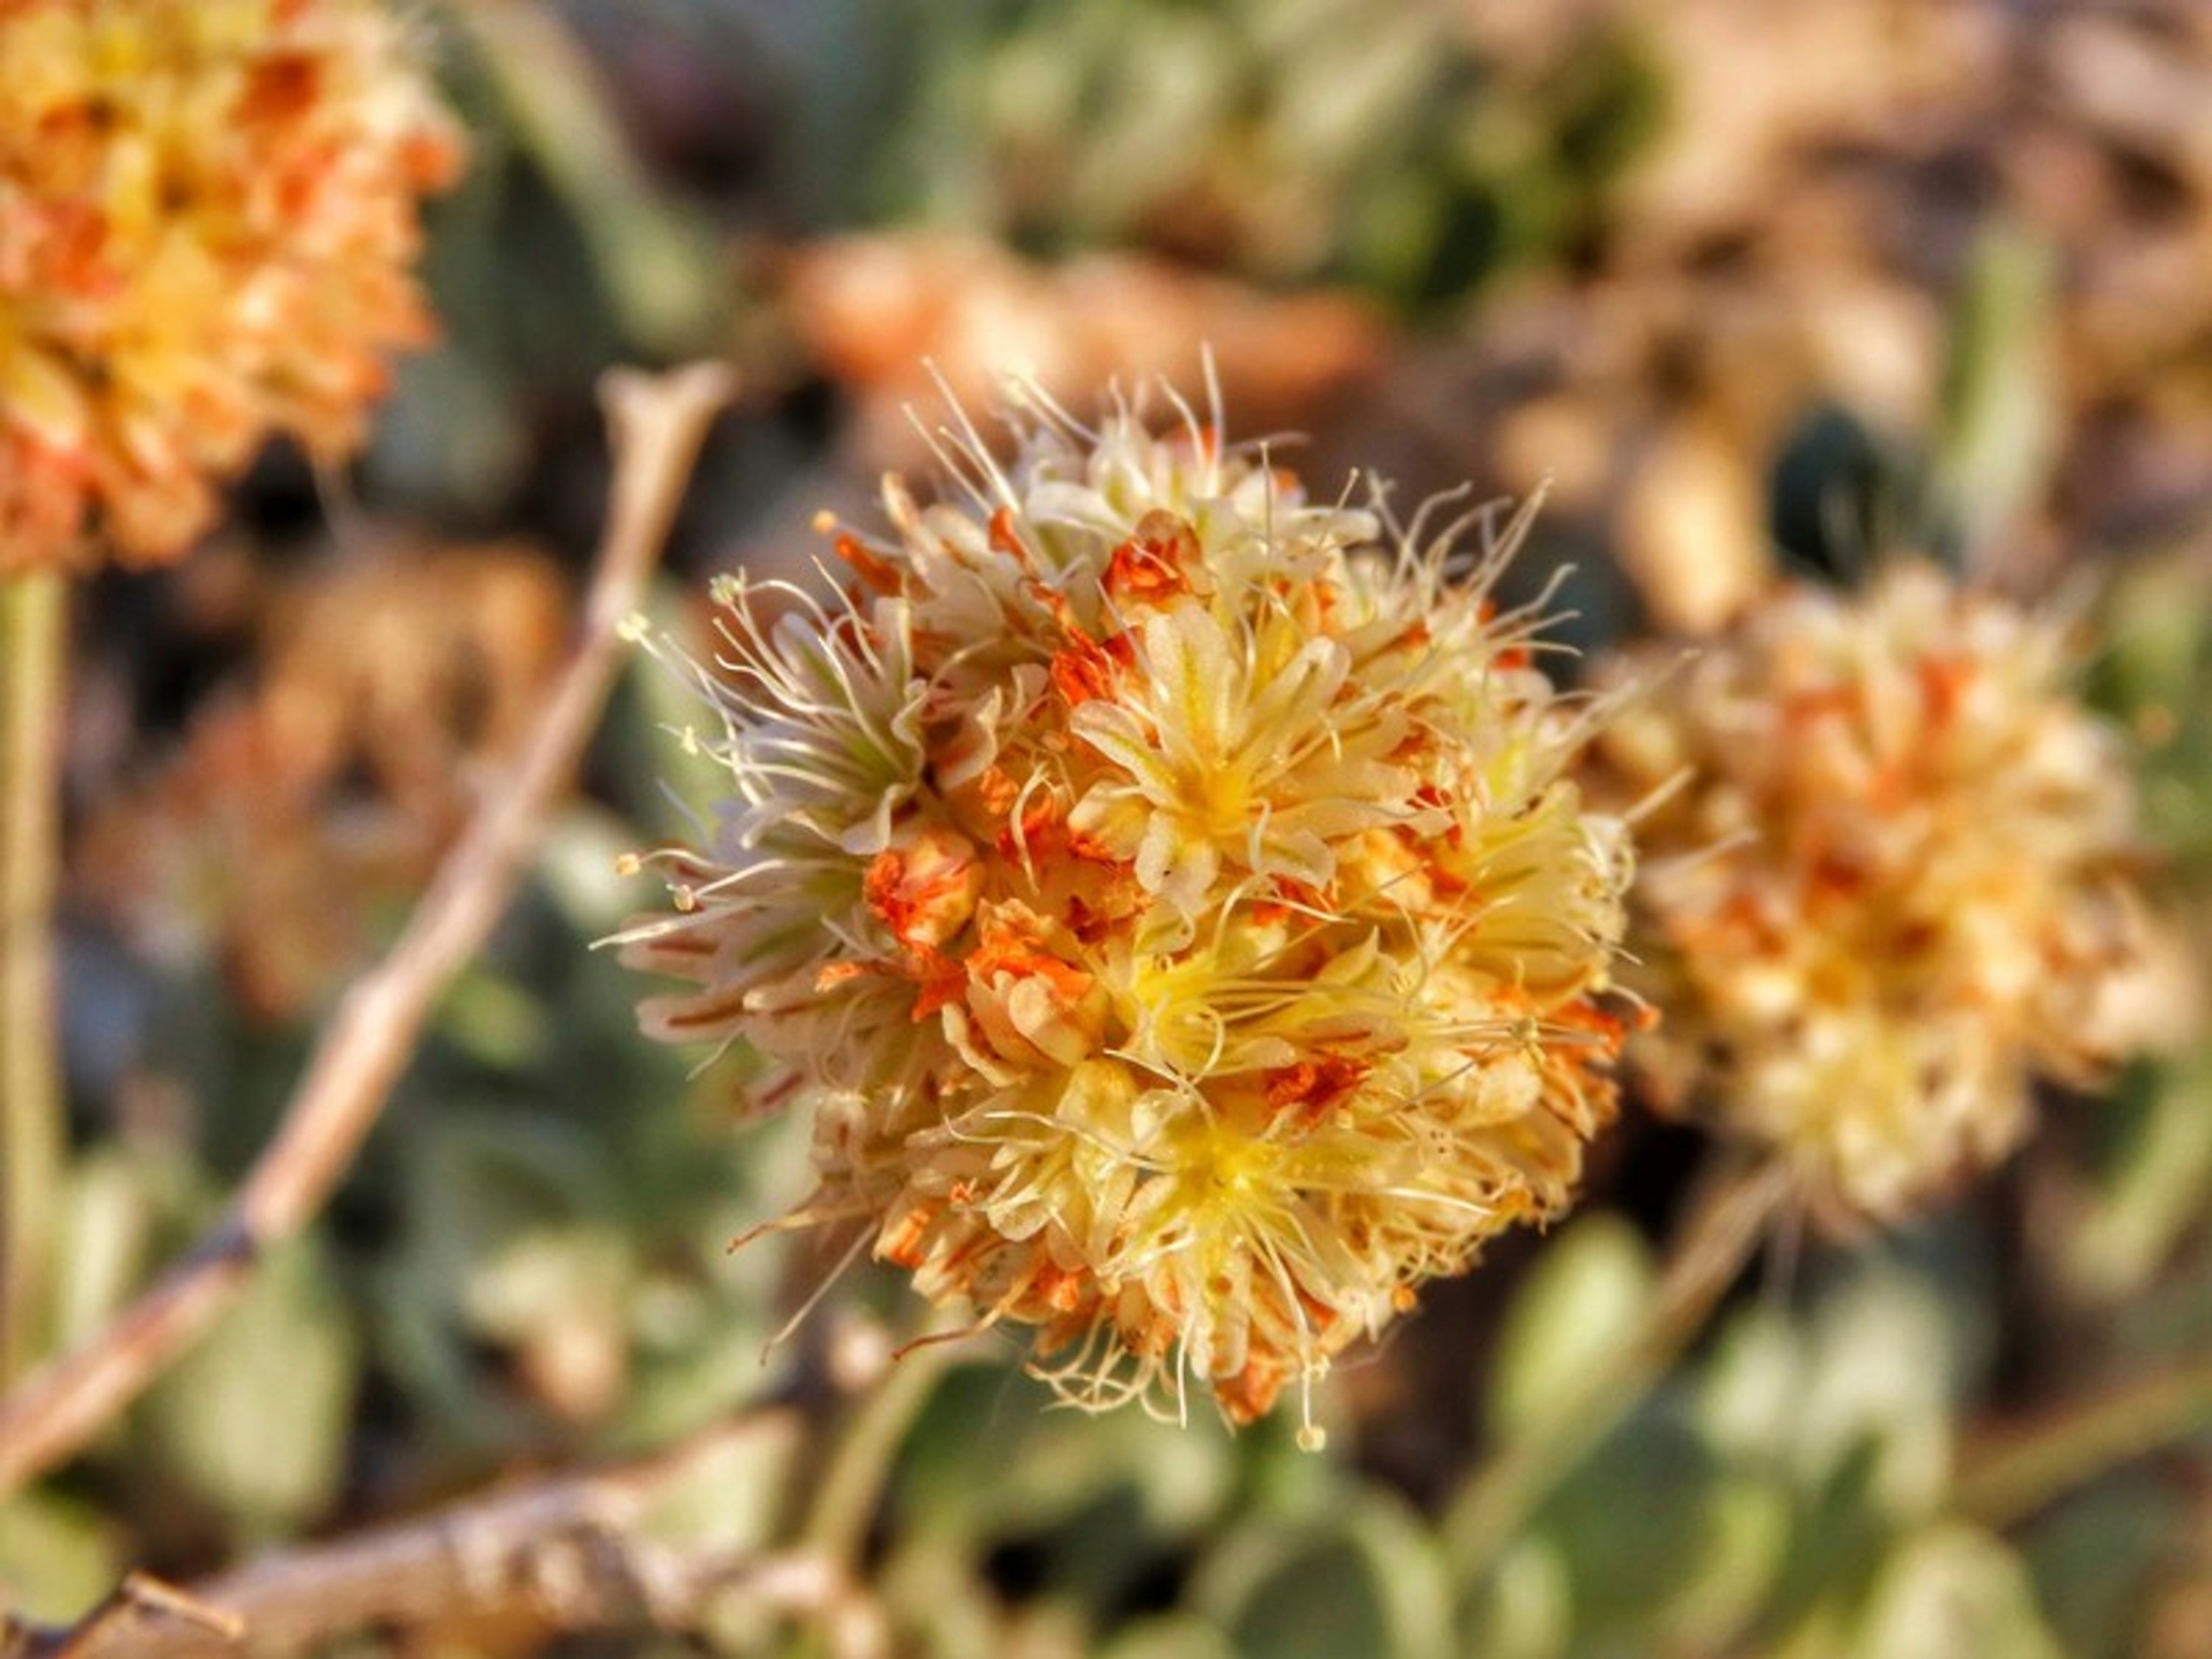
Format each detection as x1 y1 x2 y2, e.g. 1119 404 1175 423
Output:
21 1408 808 1658
0 568 66 1383
0 364 734 1499
1954 1343 2212 1529
1444 1158 1791 1582
3 1571 243 1659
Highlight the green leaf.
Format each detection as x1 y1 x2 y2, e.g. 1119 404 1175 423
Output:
1099 1612 1242 1659
1843 1524 2063 1659
874 1530 1012 1659
896 1362 1235 1548
1933 226 2059 566
634 1412 805 1562
50 1147 168 1351
0 1489 117 1624
463 1220 630 1348
139 1235 359 1538
2068 1051 2212 1300
1788 1256 1971 1518
1458 1535 1571 1659
1756 1436 1894 1649
1537 1406 1789 1647
1697 1302 1806 1461
1534 1407 1717 1621
1699 1244 1978 1518
437 963 551 1071
1669 1473 1798 1648
1195 1491 1455 1659
2020 1472 2179 1659
1485 1214 1655 1441
457 6 723 358
368 1107 655 1442
536 806 657 938
613 1287 779 1449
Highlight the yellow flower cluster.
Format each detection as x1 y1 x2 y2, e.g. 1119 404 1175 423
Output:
0 0 459 572
1592 563 2173 1223
621 384 1634 1433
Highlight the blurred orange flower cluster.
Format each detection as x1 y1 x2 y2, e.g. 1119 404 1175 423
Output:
0 0 459 572
79 538 567 1022
1592 564 2190 1222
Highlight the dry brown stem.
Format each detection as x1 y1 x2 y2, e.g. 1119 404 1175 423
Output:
0 364 734 1498
3 1572 243 1659
2 1411 832 1658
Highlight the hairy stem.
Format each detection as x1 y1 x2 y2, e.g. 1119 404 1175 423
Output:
0 569 66 1385
800 1336 961 1573
1445 1159 1790 1581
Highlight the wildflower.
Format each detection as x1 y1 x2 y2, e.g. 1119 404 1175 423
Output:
620 378 1635 1436
1589 562 2179 1223
0 0 461 572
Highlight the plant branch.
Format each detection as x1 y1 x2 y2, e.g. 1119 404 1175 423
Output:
2 1408 807 1658
1445 1158 1791 1581
2 1572 242 1659
0 364 734 1499
1955 1344 2212 1529
0 568 66 1384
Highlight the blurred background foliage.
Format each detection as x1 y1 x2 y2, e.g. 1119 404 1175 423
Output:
10 0 2212 1653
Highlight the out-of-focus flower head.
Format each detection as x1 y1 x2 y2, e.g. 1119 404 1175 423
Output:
619 378 1635 1439
782 232 1383 475
1590 560 2184 1225
78 536 568 1022
0 0 461 573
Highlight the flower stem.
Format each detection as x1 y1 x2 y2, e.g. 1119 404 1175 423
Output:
1445 1159 1790 1582
0 569 66 1385
801 1333 960 1568
1955 1346 2212 1529
783 1320 965 1658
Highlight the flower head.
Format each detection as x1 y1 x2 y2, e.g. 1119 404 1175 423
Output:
1590 562 2178 1223
0 0 461 572
622 380 1634 1435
